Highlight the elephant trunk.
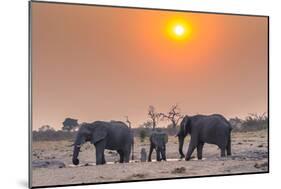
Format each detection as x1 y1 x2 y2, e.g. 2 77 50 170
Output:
72 144 80 165
178 136 185 159
72 133 85 165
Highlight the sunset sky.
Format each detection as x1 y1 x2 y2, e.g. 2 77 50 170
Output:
32 2 268 130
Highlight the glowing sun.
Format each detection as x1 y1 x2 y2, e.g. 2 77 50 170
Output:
174 25 185 36
166 19 191 41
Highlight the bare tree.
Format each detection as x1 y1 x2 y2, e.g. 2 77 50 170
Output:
139 120 153 129
160 104 184 129
148 105 161 130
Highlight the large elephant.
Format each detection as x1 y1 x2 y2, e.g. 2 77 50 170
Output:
72 121 134 165
148 130 168 162
177 114 232 161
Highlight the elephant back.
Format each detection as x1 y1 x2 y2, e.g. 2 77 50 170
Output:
109 120 130 129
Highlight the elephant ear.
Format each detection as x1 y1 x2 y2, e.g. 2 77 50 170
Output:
151 133 162 146
178 116 187 136
184 116 192 135
182 116 192 135
91 124 107 144
152 133 168 145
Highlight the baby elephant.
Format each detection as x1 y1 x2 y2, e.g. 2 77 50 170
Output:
140 148 147 162
148 131 168 162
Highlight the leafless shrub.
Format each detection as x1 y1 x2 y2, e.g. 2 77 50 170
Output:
148 105 161 130
160 104 183 129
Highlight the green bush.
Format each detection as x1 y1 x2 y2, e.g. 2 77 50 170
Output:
139 129 148 142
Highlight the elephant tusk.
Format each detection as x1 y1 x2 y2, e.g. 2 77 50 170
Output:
72 144 81 148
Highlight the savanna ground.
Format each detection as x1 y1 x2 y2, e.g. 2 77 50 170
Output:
32 130 268 187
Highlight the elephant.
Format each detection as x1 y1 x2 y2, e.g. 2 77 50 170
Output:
72 121 134 165
140 148 147 162
148 130 168 162
177 114 232 161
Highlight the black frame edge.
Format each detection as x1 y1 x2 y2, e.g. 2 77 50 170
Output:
28 1 33 188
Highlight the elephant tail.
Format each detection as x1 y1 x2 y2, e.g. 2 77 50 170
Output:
131 136 134 160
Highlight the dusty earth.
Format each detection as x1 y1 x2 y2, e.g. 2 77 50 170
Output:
32 130 268 187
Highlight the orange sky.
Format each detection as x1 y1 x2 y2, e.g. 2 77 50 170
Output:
31 2 268 130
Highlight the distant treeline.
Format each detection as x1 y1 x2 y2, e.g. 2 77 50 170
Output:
229 113 268 132
32 127 177 142
32 113 268 142
32 130 76 142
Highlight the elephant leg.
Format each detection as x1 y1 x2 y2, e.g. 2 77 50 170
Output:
117 150 124 163
197 142 204 160
95 141 106 165
148 144 154 162
95 150 104 165
161 146 167 161
185 137 198 161
220 147 226 157
226 136 231 156
226 145 231 156
218 136 227 158
156 149 161 161
123 150 130 163
101 153 106 164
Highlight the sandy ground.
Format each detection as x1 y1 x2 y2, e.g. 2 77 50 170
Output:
32 130 268 187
